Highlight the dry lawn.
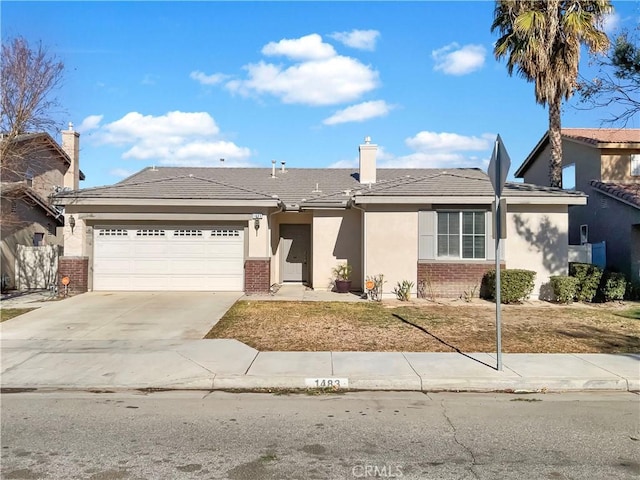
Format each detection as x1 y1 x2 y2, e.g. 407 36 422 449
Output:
205 300 640 353
0 308 35 322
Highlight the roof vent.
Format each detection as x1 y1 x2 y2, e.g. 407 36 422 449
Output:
312 183 322 193
220 158 225 164
271 159 277 178
281 161 286 173
188 174 193 178
150 165 157 172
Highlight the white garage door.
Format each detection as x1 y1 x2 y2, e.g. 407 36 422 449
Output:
93 227 244 291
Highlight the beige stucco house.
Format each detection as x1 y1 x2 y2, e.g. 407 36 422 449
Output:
515 128 640 284
54 137 585 298
0 126 83 290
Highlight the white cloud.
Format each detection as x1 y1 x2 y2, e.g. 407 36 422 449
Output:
141 74 157 85
77 115 103 133
406 131 493 152
328 145 393 168
190 70 230 85
109 168 136 179
432 43 486 76
328 132 493 169
262 33 336 60
388 131 493 168
186 33 379 106
323 100 393 125
329 30 380 51
602 12 620 34
226 55 379 106
92 111 252 167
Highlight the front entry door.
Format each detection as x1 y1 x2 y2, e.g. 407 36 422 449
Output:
280 224 310 283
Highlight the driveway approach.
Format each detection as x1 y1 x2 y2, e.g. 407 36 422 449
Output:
0 291 242 341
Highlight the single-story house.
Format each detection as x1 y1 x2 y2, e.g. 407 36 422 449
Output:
53 138 586 298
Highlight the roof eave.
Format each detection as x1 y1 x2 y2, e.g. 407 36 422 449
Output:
514 131 549 178
52 197 280 207
353 195 587 205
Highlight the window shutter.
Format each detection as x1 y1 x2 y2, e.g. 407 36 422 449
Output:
418 211 436 260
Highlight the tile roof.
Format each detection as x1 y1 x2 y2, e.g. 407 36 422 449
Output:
590 181 640 208
0 182 65 221
55 166 584 207
562 128 640 145
58 175 277 201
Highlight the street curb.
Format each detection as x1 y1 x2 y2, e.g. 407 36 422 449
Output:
3 377 633 393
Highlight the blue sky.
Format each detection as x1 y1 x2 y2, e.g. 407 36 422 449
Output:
3 1 638 188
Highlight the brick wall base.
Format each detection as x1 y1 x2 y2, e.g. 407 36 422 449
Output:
417 261 504 299
245 258 270 294
59 256 89 295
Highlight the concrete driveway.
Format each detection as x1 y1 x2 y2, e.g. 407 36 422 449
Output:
0 291 242 340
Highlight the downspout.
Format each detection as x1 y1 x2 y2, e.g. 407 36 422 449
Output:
347 197 366 292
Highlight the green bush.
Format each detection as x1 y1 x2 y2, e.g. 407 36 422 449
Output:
481 269 536 304
549 276 579 304
569 262 603 302
625 281 640 301
598 271 627 302
393 280 414 301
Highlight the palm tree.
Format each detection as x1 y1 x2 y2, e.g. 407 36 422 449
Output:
492 0 612 188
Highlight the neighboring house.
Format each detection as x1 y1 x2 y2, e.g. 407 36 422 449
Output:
515 128 640 284
0 125 84 289
53 138 585 298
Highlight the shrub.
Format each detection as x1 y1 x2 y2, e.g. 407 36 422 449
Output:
625 281 640 301
393 280 414 301
569 262 603 302
481 269 536 304
549 276 579 304
598 271 627 302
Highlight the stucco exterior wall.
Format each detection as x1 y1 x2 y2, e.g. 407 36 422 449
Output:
311 209 362 291
364 206 418 296
505 204 569 298
601 149 640 182
247 209 271 258
572 187 640 282
3 148 66 199
1 197 62 290
522 140 601 191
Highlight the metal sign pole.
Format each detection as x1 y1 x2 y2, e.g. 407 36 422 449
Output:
487 135 510 372
495 191 503 371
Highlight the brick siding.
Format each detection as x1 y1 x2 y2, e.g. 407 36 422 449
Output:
244 258 270 294
58 256 89 295
417 261 505 299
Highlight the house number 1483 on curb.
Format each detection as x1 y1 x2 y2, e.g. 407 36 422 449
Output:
305 378 349 389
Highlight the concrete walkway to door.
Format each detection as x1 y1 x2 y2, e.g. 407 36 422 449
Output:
0 291 242 340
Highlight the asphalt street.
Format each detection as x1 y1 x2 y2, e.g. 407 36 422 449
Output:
1 391 639 479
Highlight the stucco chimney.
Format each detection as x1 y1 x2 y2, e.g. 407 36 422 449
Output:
62 122 80 190
359 136 377 184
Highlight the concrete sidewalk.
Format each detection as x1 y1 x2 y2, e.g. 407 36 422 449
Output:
1 338 638 393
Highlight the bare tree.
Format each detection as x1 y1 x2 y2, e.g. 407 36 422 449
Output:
577 29 640 126
1 37 65 229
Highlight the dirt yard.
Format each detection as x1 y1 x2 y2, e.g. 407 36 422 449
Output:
205 300 640 353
